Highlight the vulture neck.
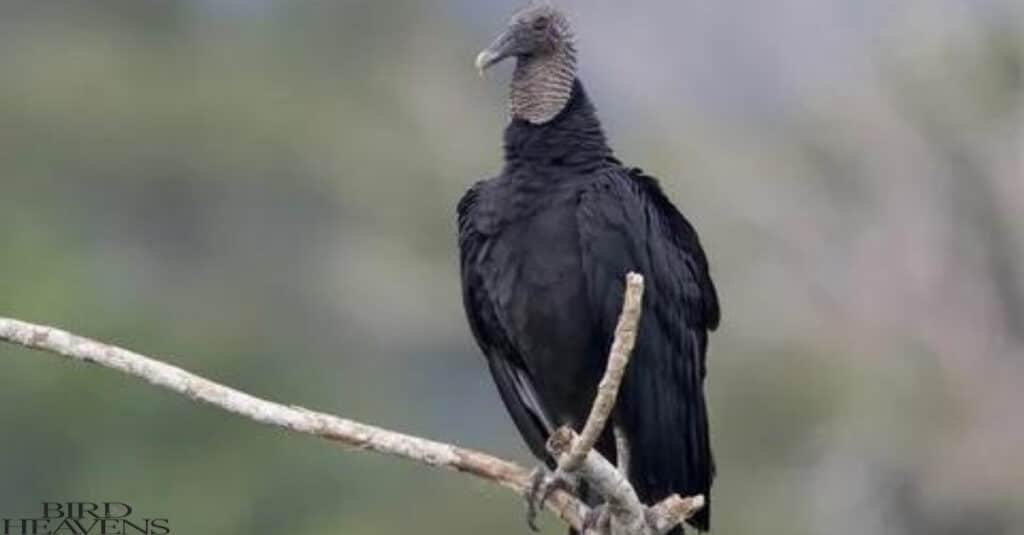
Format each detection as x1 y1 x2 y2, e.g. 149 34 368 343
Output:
503 79 613 169
510 46 577 125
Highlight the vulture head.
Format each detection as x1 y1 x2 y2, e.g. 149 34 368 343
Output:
475 2 578 125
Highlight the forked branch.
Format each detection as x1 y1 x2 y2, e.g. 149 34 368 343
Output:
0 273 702 534
545 274 703 534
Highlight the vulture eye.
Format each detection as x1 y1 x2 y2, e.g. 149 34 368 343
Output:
532 16 551 31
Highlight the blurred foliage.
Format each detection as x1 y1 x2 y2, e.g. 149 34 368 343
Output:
1 1 1022 534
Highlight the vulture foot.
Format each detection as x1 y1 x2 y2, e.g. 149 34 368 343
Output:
524 466 576 531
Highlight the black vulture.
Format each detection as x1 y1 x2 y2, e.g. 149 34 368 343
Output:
458 3 720 533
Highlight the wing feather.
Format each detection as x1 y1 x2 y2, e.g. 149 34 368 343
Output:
458 182 555 464
576 168 718 530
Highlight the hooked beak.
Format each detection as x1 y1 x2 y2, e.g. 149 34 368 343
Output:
475 49 502 77
475 30 516 77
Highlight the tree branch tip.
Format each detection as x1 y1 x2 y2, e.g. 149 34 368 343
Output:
648 494 705 534
547 426 576 455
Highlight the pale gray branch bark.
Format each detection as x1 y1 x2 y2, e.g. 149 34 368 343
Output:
0 273 703 534
0 317 586 530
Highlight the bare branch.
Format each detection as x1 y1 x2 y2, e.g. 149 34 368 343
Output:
0 317 588 531
0 272 703 535
545 273 704 535
648 495 705 535
541 272 648 533
549 426 648 533
550 426 704 534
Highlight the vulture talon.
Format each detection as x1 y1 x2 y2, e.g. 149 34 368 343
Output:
524 466 573 531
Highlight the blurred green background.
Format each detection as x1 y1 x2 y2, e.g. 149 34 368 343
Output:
1 1 1022 534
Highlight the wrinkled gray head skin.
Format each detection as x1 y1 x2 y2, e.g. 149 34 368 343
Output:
476 2 577 125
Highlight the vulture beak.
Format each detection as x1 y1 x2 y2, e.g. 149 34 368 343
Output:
475 29 516 77
475 49 501 77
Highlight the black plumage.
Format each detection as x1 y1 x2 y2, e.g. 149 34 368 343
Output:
460 5 720 533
